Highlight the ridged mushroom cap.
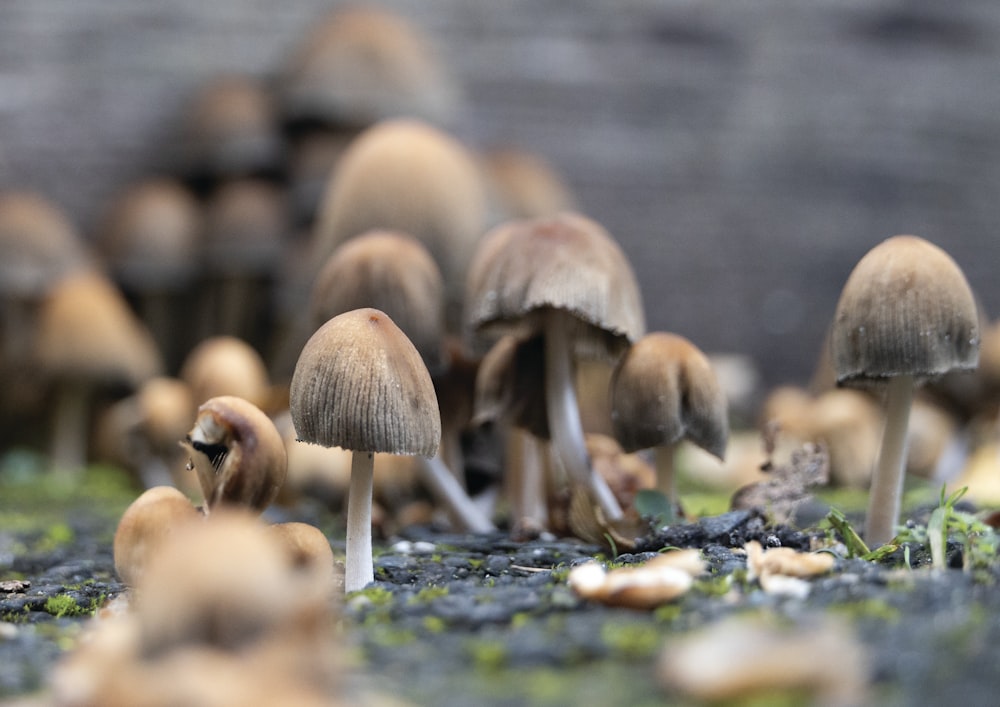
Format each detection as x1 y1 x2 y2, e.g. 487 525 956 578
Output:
465 211 645 358
278 6 459 129
182 395 287 513
289 307 441 455
831 235 979 385
312 119 487 329
610 332 728 459
310 230 445 375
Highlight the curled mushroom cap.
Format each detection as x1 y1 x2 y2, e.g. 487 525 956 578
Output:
182 395 287 513
610 332 728 459
310 230 446 374
831 234 979 385
290 307 441 456
465 211 645 358
278 5 459 129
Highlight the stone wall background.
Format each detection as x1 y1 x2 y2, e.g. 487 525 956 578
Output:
2 0 999 389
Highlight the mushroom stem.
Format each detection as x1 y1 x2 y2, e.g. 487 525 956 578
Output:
544 309 623 520
507 428 550 533
417 453 496 533
864 374 914 547
50 380 90 475
654 443 678 509
345 451 375 592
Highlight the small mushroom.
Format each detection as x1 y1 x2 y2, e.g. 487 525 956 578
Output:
465 212 645 521
830 235 979 546
179 336 271 409
113 486 201 588
268 521 337 596
480 147 576 220
610 332 728 512
289 307 442 592
181 395 287 513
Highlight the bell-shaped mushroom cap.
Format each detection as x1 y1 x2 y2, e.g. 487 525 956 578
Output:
289 307 441 456
202 180 288 275
180 74 282 182
278 5 459 129
481 148 576 220
96 179 202 289
0 191 89 297
179 336 270 408
312 119 488 328
831 235 979 385
36 271 162 386
113 486 201 588
182 395 287 513
136 376 198 454
610 332 729 459
310 229 445 374
465 211 645 358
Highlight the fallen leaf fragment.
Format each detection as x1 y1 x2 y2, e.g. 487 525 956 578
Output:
745 540 835 581
567 550 705 609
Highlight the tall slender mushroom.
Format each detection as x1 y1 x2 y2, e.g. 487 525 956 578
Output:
289 308 442 592
609 332 728 512
465 212 646 520
830 235 979 546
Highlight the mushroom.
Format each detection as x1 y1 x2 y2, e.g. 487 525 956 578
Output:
610 332 728 513
113 486 201 588
268 521 337 596
311 119 488 333
480 147 576 220
36 271 162 473
465 212 646 520
830 235 979 546
179 336 271 410
181 395 287 514
289 307 442 592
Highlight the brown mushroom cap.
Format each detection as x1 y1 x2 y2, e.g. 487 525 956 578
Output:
610 332 728 459
182 395 287 513
831 235 979 386
36 271 162 386
179 336 270 408
310 229 445 374
312 119 488 329
202 180 288 275
465 211 645 358
278 6 459 129
113 486 201 587
481 148 576 220
289 307 441 456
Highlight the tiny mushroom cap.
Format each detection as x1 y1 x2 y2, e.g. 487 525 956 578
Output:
277 5 459 130
309 229 446 375
182 395 287 514
481 147 576 220
831 234 979 385
179 336 271 409
610 332 729 459
290 307 441 456
113 486 201 588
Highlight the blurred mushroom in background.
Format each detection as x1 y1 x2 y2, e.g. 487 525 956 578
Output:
179 335 272 411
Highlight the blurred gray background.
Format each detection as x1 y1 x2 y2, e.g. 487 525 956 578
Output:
2 0 999 389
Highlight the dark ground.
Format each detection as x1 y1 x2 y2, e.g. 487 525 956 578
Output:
2 455 1000 707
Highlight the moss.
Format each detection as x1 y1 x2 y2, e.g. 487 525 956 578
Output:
422 615 446 633
600 620 662 658
510 611 532 629
44 594 95 619
693 573 733 597
410 585 449 604
827 598 901 623
468 638 508 671
353 585 394 607
35 523 75 553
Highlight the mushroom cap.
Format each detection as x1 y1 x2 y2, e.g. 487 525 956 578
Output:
289 307 441 456
465 211 645 358
481 148 576 220
96 179 202 289
182 395 287 513
180 74 282 181
35 271 162 386
310 229 446 374
610 332 729 459
312 119 487 329
202 179 288 274
472 333 549 438
0 191 89 297
113 486 201 587
278 5 459 129
831 235 979 385
179 336 270 408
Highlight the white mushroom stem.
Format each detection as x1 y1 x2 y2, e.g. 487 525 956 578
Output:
654 443 678 509
418 453 496 533
864 374 914 548
506 428 550 533
345 451 375 592
544 309 623 521
50 380 90 475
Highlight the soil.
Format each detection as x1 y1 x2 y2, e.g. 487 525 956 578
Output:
1 457 999 706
